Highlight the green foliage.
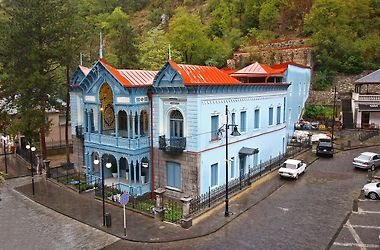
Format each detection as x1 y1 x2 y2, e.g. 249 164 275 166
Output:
304 104 333 121
0 171 6 185
313 70 335 91
304 0 380 73
167 9 231 66
0 0 78 151
100 7 138 68
139 27 182 70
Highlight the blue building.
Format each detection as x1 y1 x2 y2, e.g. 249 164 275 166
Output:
69 59 310 198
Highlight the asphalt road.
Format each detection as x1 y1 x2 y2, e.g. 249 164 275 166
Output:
104 147 377 250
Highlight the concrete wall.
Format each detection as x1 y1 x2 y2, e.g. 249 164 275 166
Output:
45 112 72 145
284 65 311 136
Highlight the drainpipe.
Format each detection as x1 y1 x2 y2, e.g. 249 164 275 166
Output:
147 88 155 198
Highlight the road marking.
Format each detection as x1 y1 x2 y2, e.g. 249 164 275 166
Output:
351 225 380 229
277 207 289 212
346 220 366 250
357 208 380 214
333 242 380 248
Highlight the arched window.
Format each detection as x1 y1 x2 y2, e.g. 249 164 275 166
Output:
99 83 114 133
170 110 183 138
140 110 148 136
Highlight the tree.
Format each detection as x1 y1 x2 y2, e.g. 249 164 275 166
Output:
139 27 182 70
100 7 139 68
56 1 87 166
304 0 380 73
168 9 232 66
0 0 76 160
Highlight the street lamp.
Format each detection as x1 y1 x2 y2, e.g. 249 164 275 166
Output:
26 144 36 195
1 135 8 174
95 156 112 226
224 105 240 217
332 86 338 143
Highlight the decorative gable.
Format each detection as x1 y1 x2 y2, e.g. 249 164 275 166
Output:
153 62 185 88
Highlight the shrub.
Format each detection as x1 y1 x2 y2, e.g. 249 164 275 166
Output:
304 104 333 121
313 70 334 91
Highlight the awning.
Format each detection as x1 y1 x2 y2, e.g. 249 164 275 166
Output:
239 147 259 157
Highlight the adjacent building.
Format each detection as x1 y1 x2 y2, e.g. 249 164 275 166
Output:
69 58 311 198
351 69 380 129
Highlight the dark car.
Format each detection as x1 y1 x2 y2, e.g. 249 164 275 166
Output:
316 140 334 157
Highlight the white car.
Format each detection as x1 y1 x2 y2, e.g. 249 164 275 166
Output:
362 182 380 200
353 152 380 171
278 159 307 179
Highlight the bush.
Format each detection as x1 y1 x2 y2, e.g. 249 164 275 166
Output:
304 104 333 121
313 70 334 91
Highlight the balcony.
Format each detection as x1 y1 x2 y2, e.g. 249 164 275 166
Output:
353 92 380 102
159 135 186 153
84 132 150 150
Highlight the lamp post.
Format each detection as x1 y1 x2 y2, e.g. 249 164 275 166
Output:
332 86 337 142
95 156 112 226
224 105 241 217
26 144 36 195
1 135 8 174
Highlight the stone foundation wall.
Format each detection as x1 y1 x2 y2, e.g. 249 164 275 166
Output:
153 148 200 199
228 38 313 69
72 136 84 172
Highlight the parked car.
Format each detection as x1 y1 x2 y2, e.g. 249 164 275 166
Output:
316 139 334 157
352 152 380 171
278 159 307 179
362 182 380 200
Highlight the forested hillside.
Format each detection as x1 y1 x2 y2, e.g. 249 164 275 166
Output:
0 0 379 149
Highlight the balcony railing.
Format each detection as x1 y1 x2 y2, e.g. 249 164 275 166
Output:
356 94 380 101
159 135 186 153
84 132 150 150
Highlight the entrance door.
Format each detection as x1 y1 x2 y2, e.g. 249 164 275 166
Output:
361 112 370 128
239 156 246 177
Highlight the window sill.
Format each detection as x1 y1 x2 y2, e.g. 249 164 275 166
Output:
209 138 221 143
165 186 182 192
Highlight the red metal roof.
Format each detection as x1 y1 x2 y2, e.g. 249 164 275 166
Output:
101 61 158 87
79 65 90 76
271 61 311 71
231 62 284 77
221 68 238 75
169 61 241 85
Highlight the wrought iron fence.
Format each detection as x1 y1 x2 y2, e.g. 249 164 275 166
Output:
189 144 306 216
94 183 156 216
16 146 37 166
45 139 73 149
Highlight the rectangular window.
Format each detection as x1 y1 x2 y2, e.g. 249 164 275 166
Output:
240 111 246 132
283 97 286 123
269 107 274 126
231 113 236 125
211 115 219 140
166 162 181 189
211 163 218 187
254 109 260 129
277 106 281 124
230 157 235 179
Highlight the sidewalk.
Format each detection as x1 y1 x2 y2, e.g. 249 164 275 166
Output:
15 148 317 243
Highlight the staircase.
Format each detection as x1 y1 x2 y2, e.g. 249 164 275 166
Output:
341 99 354 129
